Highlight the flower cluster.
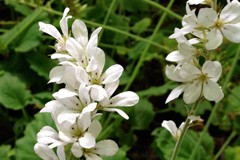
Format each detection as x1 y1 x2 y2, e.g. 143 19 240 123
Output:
163 0 240 138
34 8 139 160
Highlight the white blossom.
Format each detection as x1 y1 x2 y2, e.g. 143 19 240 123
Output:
166 61 224 104
39 8 72 52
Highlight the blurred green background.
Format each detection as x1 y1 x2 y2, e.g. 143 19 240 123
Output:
1 0 240 159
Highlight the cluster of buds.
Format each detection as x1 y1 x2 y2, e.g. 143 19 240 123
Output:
162 0 240 138
34 8 139 160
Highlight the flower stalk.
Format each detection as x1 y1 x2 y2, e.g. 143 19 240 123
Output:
170 100 201 160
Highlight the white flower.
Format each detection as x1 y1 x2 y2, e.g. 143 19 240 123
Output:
166 61 224 104
71 140 119 160
162 116 203 139
34 143 65 160
166 42 199 64
57 112 97 149
162 120 185 140
70 120 119 159
98 91 139 119
39 8 72 52
198 1 240 50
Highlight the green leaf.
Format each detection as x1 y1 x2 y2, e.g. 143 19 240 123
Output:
132 18 151 34
0 8 43 52
27 53 57 79
14 23 41 52
225 146 240 160
129 99 155 130
5 0 32 16
0 145 12 160
152 128 214 160
103 145 130 160
0 72 32 110
15 113 55 160
137 82 176 97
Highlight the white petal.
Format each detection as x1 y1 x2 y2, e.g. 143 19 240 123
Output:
198 8 217 28
86 56 98 72
65 38 83 61
205 29 223 50
104 81 119 97
165 65 183 82
34 143 58 160
53 88 77 99
51 53 73 60
89 85 108 101
220 0 240 23
79 84 91 106
166 51 184 62
93 140 119 156
109 91 139 107
222 23 240 43
57 145 66 160
76 67 91 84
92 47 105 77
180 63 201 81
49 66 64 83
82 103 97 114
86 27 102 51
103 108 129 119
88 120 102 138
187 0 205 5
161 120 178 139
188 115 204 123
71 142 83 158
39 22 61 40
79 132 96 149
57 112 80 124
202 61 222 82
72 19 88 47
165 85 185 103
60 7 71 37
77 112 91 132
183 80 202 104
101 64 123 84
203 80 224 102
85 153 102 160
178 42 195 58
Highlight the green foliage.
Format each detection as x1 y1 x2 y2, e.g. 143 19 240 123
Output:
130 98 155 130
132 18 151 34
0 145 13 160
152 128 214 160
0 72 32 110
0 0 239 159
15 113 54 160
0 8 43 52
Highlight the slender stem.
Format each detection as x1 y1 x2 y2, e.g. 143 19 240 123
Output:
18 0 171 52
124 0 175 91
189 46 240 159
98 0 117 41
213 131 237 160
171 100 201 160
142 0 182 21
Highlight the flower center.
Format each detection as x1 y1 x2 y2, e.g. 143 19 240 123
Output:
198 73 209 82
214 20 223 29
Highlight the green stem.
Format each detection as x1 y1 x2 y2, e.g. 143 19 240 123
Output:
18 0 170 52
124 0 175 91
213 131 237 160
189 46 240 159
98 0 117 41
142 0 182 21
171 100 201 160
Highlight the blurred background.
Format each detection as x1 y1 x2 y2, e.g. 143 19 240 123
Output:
1 0 240 159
